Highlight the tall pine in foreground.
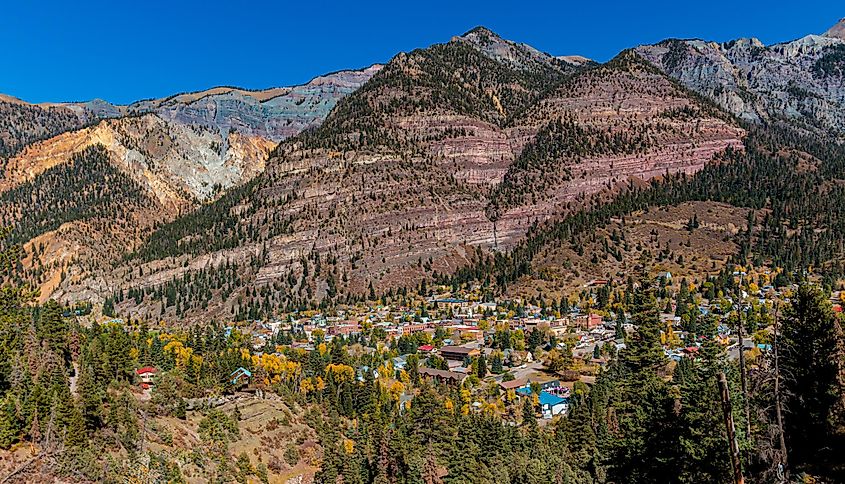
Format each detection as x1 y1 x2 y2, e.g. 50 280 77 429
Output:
605 282 678 483
781 284 844 475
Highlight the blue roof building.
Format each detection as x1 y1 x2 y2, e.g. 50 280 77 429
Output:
516 388 570 418
230 367 252 386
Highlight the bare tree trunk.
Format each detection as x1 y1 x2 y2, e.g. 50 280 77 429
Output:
719 371 745 484
736 306 752 446
773 303 788 478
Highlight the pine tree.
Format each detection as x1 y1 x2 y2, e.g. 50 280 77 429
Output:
780 284 842 468
476 355 488 378
491 352 503 374
0 394 20 449
605 282 678 483
622 283 666 374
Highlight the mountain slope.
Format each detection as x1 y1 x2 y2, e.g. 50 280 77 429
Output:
636 20 845 137
489 50 743 225
132 65 383 142
0 144 174 300
0 100 86 159
4 114 273 204
1 67 381 303
44 65 384 140
95 31 741 322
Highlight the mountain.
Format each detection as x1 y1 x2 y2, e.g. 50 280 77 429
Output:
5 19 845 484
2 65 381 156
87 29 741 322
123 65 383 142
635 20 845 137
488 50 742 224
0 65 381 303
454 26 580 74
824 17 845 40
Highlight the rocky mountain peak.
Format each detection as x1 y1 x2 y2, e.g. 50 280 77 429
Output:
823 18 845 40
458 26 503 42
452 25 574 75
556 55 593 66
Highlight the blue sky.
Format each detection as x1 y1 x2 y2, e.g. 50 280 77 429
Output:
2 0 842 104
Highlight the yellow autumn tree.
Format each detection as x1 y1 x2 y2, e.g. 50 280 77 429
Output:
326 364 355 383
388 381 405 402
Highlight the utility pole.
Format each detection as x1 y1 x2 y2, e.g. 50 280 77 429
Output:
773 302 788 478
718 371 745 484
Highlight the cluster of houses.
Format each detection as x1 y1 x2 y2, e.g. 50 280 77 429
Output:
131 279 843 420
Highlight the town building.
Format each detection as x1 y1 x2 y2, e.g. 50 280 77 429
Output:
439 345 481 361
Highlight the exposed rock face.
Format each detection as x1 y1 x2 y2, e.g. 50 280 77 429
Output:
556 55 593 66
3 114 273 204
134 65 383 142
454 26 575 75
490 51 744 229
48 65 383 140
3 64 381 157
1 66 381 304
636 23 845 137
824 18 845 40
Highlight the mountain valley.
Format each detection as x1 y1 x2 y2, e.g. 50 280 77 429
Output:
3 12 845 484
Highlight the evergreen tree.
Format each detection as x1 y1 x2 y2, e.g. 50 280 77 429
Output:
477 355 488 379
780 284 842 468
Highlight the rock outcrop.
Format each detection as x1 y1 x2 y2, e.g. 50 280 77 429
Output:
636 20 845 137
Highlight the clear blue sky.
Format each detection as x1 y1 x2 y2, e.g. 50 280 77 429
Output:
2 0 842 104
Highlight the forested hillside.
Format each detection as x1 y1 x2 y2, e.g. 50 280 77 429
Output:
95 32 741 323
3 16 845 484
452 123 845 296
1 234 842 482
0 100 85 160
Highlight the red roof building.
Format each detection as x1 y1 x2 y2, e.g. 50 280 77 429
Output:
136 367 158 387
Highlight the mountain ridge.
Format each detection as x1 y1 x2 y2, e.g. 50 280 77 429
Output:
3 22 845 322
86 30 742 322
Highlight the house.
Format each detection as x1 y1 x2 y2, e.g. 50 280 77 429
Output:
418 367 468 385
417 344 435 354
682 346 700 358
433 298 469 310
328 322 361 336
136 366 157 389
657 271 673 282
230 367 252 386
505 349 533 366
356 366 380 382
517 388 569 418
475 302 497 314
499 378 528 392
402 323 429 335
439 345 481 361
391 355 408 371
575 313 603 329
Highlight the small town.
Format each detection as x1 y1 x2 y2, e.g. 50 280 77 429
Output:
3 4 845 483
115 268 841 426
